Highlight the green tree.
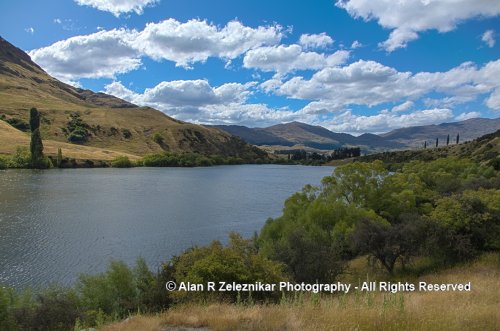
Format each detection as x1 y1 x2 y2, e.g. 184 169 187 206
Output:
30 129 44 167
350 215 428 273
56 148 63 168
29 107 49 169
446 134 450 146
29 107 40 132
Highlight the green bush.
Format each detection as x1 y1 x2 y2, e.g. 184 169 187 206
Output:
170 232 286 302
110 156 133 168
8 147 31 168
152 133 164 145
66 113 90 143
0 156 8 169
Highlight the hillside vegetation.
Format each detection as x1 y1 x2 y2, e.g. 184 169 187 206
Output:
0 120 139 162
358 130 500 169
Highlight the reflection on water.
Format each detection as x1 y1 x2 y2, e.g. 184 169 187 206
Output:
0 165 333 288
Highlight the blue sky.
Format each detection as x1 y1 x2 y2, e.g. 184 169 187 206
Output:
0 0 499 134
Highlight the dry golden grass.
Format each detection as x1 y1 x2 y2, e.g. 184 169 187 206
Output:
0 120 140 161
102 315 165 331
101 254 499 331
0 56 246 157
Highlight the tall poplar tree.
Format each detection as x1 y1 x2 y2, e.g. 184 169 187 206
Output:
29 107 46 168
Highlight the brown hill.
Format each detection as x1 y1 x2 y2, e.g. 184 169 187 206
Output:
0 36 263 160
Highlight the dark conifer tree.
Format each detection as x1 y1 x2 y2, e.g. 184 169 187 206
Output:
446 134 450 146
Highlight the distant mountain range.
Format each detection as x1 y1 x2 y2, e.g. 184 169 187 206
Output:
211 118 500 152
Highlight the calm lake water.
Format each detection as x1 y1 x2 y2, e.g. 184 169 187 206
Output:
0 165 333 288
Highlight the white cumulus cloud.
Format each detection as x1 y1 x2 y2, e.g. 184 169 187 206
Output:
29 29 141 83
74 0 159 16
298 33 334 49
391 101 414 112
103 80 296 126
482 30 496 48
29 19 283 81
243 44 349 73
325 108 454 135
135 19 283 68
336 0 500 51
268 59 500 111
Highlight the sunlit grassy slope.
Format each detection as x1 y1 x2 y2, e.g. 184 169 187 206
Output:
0 37 260 159
0 120 139 161
102 253 499 331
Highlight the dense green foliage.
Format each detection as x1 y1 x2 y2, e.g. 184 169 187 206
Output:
168 233 286 302
0 155 8 169
110 156 133 168
29 129 46 168
7 147 31 168
259 157 499 276
141 151 268 167
65 113 90 143
0 259 171 331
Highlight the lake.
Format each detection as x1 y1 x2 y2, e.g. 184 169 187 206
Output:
0 165 333 288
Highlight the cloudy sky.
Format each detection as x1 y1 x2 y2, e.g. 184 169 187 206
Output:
1 0 499 134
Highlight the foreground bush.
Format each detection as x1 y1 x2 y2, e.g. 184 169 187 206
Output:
169 232 287 303
0 259 171 330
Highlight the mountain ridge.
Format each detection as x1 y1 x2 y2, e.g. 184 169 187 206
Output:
211 118 500 152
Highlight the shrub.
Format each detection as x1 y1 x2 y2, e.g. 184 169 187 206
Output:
121 128 132 139
110 156 133 168
0 156 8 169
8 147 31 168
66 113 90 143
152 133 164 145
30 287 82 331
170 233 287 302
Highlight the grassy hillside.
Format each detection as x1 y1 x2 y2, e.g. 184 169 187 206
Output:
0 37 264 160
102 254 499 331
0 120 139 161
357 129 500 168
381 118 500 148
